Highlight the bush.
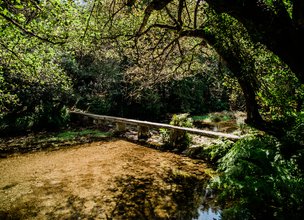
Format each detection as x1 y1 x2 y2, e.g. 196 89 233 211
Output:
211 135 304 219
161 114 193 151
0 63 72 134
207 139 234 163
184 139 234 164
281 112 304 171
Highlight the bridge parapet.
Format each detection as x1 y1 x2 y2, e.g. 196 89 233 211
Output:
69 110 241 141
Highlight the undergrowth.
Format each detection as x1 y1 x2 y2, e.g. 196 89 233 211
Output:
210 135 304 219
53 129 111 141
160 113 193 151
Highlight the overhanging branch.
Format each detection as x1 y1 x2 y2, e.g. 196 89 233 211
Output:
0 12 65 44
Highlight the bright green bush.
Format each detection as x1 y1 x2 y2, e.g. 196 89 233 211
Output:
170 113 193 128
161 114 193 151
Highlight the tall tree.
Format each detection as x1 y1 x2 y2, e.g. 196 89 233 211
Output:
107 0 303 135
126 0 304 82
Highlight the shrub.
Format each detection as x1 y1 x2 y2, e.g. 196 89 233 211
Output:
161 114 193 151
160 128 170 144
281 112 304 171
211 135 304 219
0 62 72 134
184 139 234 164
207 139 234 163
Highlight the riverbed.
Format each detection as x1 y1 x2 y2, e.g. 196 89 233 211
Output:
0 140 220 219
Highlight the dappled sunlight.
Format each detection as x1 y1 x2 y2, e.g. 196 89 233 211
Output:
0 140 219 219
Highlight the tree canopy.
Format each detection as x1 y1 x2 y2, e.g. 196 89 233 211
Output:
0 1 303 134
86 0 302 136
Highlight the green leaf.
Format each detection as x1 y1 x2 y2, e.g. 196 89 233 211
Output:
2 8 9 16
15 5 24 10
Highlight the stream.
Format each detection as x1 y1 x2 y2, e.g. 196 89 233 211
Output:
0 140 222 219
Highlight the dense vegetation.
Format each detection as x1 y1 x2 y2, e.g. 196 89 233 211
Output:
1 0 304 219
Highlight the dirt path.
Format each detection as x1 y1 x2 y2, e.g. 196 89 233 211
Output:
0 140 214 219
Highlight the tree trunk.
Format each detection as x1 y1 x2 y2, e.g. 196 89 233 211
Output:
205 0 304 84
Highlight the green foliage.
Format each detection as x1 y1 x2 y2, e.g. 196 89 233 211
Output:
194 111 235 121
54 129 112 141
191 115 209 121
280 112 304 172
284 112 304 146
207 11 304 124
64 48 229 120
0 0 79 133
0 1 303 219
208 112 232 123
212 135 304 219
163 73 230 114
127 71 230 119
0 58 72 133
160 114 193 151
170 113 193 128
256 53 304 121
207 139 234 163
81 96 112 115
185 139 234 163
0 62 72 133
159 128 170 144
222 76 246 111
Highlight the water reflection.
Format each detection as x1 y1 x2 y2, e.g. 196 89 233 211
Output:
107 169 220 219
194 207 221 220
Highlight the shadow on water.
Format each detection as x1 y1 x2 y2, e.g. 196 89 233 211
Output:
107 169 221 220
0 168 221 219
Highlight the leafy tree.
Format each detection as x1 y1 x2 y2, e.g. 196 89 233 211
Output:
0 0 81 132
124 0 304 83
57 0 232 120
204 0 304 84
104 0 304 136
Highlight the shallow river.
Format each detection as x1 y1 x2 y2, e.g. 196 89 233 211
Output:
0 140 220 219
